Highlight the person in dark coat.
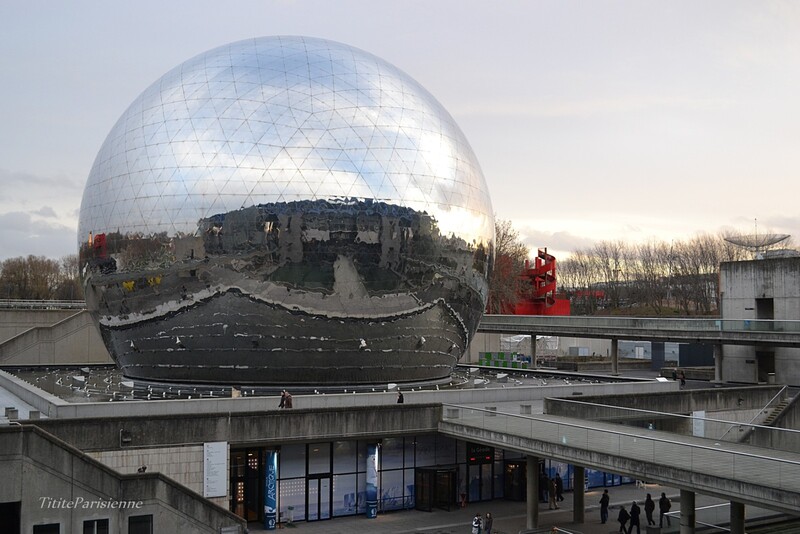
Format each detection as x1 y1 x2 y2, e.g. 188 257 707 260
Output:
617 506 630 533
396 390 404 403
555 473 564 501
600 489 610 524
284 391 293 409
659 493 672 527
627 501 641 534
644 494 656 525
483 512 493 534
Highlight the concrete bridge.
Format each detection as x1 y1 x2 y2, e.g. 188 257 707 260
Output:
478 314 800 347
439 404 800 532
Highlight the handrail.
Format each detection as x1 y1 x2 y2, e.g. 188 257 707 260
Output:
0 299 86 310
549 395 800 436
719 385 788 440
442 403 800 466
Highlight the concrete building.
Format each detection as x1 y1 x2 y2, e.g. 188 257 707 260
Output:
720 257 800 385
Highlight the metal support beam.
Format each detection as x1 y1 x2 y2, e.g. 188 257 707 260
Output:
573 465 585 524
527 455 539 529
730 501 745 534
611 338 619 376
530 333 537 368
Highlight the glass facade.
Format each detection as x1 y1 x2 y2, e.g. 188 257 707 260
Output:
231 435 630 524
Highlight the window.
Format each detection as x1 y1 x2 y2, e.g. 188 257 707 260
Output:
128 514 153 534
83 519 109 534
33 525 59 534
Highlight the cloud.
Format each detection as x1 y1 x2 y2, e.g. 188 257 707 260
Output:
0 211 77 261
0 168 82 191
32 206 58 218
516 227 599 255
458 95 735 119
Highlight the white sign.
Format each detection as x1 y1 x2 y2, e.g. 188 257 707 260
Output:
692 411 706 438
204 441 228 498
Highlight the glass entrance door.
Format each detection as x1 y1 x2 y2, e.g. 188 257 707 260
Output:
307 476 332 521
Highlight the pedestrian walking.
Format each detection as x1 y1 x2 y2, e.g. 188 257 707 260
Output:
679 370 686 387
284 390 293 409
483 512 493 534
627 501 641 534
659 492 672 527
471 512 482 534
278 390 286 409
644 493 655 525
617 506 630 533
555 472 564 502
600 489 610 524
397 390 404 403
548 477 559 509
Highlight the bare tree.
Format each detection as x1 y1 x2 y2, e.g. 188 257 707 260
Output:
0 254 83 300
486 219 530 314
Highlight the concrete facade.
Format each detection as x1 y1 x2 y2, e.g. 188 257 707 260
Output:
720 258 800 385
87 445 227 509
0 310 112 366
0 425 244 533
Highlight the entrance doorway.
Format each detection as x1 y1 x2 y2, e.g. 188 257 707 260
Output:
504 461 527 501
756 350 775 383
415 467 457 511
307 475 332 521
230 449 263 522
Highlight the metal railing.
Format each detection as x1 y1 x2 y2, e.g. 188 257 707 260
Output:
441 404 800 495
719 385 788 441
0 299 86 310
545 395 800 451
481 314 800 333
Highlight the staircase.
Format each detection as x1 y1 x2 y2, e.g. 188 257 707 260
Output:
763 399 790 426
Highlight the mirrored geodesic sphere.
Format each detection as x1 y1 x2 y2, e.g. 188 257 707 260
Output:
78 36 493 385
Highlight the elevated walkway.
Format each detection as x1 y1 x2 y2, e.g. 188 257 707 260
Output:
479 315 800 347
439 405 800 515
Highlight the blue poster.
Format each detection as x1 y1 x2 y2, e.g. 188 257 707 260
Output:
365 444 378 518
264 450 278 530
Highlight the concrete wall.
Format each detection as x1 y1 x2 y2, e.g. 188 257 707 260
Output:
0 425 244 533
0 367 676 420
87 445 228 508
543 386 787 441
0 310 112 366
720 258 800 385
0 309 77 343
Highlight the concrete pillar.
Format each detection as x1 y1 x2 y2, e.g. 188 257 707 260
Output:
712 344 724 383
527 455 539 529
730 501 745 534
611 338 619 376
530 333 537 368
680 489 695 534
572 465 585 524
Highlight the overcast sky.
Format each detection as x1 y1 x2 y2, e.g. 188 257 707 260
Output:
2 0 799 261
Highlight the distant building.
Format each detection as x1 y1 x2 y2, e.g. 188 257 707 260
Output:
720 257 800 385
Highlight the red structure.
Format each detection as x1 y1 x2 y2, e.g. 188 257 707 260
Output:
513 248 571 316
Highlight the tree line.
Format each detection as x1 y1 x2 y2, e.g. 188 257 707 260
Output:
557 235 752 315
489 219 796 316
0 255 83 301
